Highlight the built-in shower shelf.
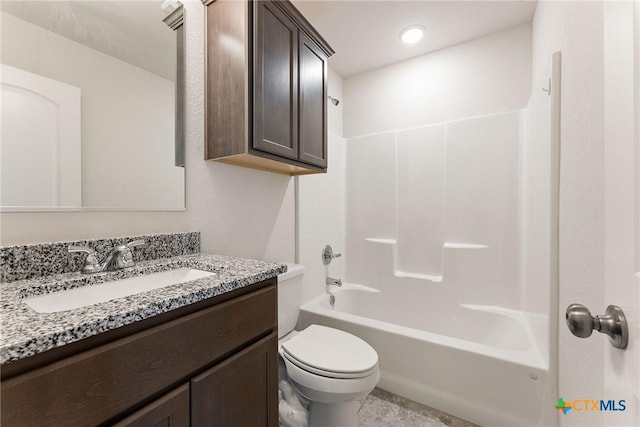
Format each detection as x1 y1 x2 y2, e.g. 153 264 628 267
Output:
364 238 487 249
394 271 443 281
364 237 489 283
443 243 488 249
365 237 442 282
365 238 397 244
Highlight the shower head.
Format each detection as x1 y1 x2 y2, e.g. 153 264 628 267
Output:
328 96 340 106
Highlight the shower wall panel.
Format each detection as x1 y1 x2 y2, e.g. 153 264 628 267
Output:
345 133 396 286
345 111 524 310
397 126 446 278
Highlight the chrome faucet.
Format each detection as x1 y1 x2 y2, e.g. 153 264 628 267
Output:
326 279 340 309
68 240 146 274
326 277 342 287
323 244 342 308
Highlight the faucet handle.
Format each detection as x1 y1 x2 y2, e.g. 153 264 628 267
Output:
68 246 101 274
115 240 145 269
322 245 342 265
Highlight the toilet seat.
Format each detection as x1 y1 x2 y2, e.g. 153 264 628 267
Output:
280 324 378 379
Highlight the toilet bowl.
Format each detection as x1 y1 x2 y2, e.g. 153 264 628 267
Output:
278 264 380 427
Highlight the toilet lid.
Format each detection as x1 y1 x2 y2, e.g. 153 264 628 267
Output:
281 325 378 377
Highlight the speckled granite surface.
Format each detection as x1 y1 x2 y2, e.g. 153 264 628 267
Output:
0 253 286 365
0 232 200 283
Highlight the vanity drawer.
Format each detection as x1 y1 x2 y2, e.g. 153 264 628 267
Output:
1 284 277 426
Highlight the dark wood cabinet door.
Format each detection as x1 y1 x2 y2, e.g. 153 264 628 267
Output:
204 0 249 160
191 332 279 427
298 32 328 168
113 384 189 427
253 0 298 160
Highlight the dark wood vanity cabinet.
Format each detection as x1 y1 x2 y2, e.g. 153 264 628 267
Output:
1 280 278 427
203 0 333 175
118 333 278 427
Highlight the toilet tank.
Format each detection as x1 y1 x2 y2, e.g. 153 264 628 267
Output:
277 263 305 338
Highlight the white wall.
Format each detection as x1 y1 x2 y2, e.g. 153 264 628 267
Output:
1 11 183 210
343 24 532 138
298 67 346 303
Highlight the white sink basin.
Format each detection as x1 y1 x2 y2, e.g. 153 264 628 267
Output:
24 268 216 314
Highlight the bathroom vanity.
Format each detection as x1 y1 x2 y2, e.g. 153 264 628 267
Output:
0 233 284 426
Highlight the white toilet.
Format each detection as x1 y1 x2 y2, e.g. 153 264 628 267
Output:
278 264 380 427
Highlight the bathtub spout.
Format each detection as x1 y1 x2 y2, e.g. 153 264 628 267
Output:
326 277 341 307
326 277 342 287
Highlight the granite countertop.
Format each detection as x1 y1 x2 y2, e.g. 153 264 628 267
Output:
0 253 286 365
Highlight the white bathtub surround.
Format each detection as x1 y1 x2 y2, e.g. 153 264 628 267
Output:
340 107 554 426
300 285 548 427
297 132 347 303
347 110 537 309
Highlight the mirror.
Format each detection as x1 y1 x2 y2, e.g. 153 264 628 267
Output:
0 0 185 211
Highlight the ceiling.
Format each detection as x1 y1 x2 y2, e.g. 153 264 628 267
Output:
293 0 537 77
1 1 176 81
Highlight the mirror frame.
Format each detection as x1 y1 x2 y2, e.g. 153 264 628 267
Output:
164 3 185 169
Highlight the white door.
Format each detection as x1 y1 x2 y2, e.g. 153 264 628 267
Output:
602 1 640 426
0 63 82 207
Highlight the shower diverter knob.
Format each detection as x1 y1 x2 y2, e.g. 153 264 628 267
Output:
322 245 342 265
565 304 628 349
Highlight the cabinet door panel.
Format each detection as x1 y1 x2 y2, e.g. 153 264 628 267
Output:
298 33 328 168
205 0 249 159
113 384 189 427
191 332 278 427
254 0 298 159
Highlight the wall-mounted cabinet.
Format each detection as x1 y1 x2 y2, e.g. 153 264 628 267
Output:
203 0 334 175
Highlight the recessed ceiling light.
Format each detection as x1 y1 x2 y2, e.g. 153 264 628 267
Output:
400 25 425 44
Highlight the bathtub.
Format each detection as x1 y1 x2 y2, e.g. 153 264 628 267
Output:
298 284 553 427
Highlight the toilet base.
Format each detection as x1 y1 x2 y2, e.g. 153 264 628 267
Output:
308 400 361 427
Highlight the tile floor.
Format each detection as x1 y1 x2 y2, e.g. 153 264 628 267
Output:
358 388 480 427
